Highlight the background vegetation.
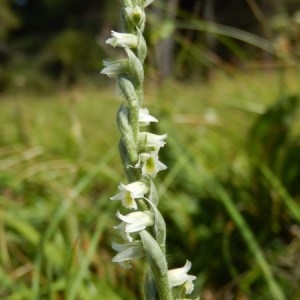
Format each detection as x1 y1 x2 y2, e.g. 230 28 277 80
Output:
1 0 300 299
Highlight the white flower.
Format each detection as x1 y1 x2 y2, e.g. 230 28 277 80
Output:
138 108 158 126
112 241 144 269
114 210 154 242
106 31 138 48
168 261 197 294
101 59 128 78
110 181 148 209
135 151 167 177
139 132 167 152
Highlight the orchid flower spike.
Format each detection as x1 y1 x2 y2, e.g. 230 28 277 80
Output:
104 0 197 298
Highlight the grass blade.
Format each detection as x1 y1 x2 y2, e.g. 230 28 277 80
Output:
212 183 286 300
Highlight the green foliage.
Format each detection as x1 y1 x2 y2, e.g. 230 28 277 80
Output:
0 0 20 39
247 93 300 196
1 69 300 298
0 90 137 299
1 0 299 90
43 29 102 86
150 70 300 298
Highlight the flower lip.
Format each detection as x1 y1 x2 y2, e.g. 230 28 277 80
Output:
135 151 167 177
110 181 149 209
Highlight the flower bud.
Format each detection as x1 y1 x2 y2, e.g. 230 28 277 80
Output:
125 5 146 30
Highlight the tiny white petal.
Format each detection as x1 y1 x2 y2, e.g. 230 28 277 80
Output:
144 0 154 7
110 181 148 210
113 222 133 241
106 31 138 48
101 59 128 78
111 241 144 269
110 192 122 201
139 132 167 151
168 261 197 294
116 210 154 233
135 151 167 177
125 181 148 197
138 108 158 126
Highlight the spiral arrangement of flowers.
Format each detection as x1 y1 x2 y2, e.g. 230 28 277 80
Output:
101 1 196 299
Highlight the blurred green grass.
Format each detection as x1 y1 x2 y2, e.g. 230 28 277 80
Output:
0 69 300 299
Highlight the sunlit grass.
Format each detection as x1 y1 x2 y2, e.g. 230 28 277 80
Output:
0 68 299 299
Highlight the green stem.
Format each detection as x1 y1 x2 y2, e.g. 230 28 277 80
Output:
140 230 173 300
